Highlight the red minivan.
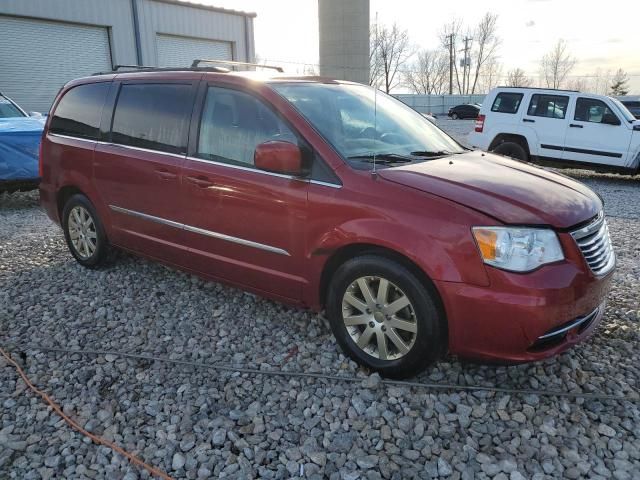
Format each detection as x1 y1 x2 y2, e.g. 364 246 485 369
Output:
39 66 615 377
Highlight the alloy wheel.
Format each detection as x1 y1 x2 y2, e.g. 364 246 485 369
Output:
341 276 418 360
68 206 98 259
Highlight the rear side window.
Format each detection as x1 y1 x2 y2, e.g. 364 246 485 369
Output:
527 94 569 119
196 86 297 166
111 83 192 154
491 92 523 114
50 83 110 140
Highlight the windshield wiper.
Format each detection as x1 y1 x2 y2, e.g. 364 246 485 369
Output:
347 153 414 164
409 150 462 157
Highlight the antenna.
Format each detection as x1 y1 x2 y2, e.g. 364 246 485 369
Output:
372 11 379 177
372 85 378 176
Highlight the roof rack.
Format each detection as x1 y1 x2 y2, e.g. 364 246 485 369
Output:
92 64 231 75
497 86 579 93
191 59 284 72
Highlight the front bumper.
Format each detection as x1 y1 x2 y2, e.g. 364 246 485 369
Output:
435 245 613 363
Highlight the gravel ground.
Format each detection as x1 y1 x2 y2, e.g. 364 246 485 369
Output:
1 174 639 480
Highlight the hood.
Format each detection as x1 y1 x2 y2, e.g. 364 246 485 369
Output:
0 117 45 134
378 151 602 229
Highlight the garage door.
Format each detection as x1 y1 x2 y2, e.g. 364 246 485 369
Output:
157 34 232 68
0 16 112 114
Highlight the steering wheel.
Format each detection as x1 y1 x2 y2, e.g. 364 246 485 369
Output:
379 132 407 145
359 127 379 139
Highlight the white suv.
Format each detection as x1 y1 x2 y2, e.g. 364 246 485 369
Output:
470 87 640 174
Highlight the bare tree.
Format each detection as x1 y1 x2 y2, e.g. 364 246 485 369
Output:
477 58 503 93
469 13 501 94
369 23 412 93
610 68 630 96
588 68 612 95
369 23 383 88
404 49 448 95
506 68 532 87
566 77 587 92
540 39 576 89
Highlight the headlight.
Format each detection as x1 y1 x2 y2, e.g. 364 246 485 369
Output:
472 227 564 272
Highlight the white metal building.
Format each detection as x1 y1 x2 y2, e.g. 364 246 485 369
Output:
0 0 256 112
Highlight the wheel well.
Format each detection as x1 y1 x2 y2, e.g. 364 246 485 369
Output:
489 134 530 155
56 186 84 220
319 243 446 321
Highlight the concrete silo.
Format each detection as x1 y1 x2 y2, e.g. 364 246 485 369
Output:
318 0 370 84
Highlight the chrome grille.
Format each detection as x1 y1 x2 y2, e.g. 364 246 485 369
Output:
571 212 615 276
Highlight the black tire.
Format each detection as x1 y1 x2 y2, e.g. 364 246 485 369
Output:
61 194 111 268
326 255 446 378
451 112 459 120
492 141 528 161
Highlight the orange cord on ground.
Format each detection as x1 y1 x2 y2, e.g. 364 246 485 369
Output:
0 347 173 480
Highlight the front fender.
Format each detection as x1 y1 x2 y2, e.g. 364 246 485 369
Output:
309 217 489 286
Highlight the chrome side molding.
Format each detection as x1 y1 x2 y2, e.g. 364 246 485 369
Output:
109 205 290 256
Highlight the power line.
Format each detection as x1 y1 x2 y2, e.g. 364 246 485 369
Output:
257 57 640 79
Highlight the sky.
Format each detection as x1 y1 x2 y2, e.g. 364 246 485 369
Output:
209 0 640 93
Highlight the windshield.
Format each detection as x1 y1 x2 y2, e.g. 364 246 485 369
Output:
0 95 26 118
272 83 465 168
610 97 636 123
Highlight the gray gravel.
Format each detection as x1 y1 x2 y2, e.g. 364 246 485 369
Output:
1 178 639 479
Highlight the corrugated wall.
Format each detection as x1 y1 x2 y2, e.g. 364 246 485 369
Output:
0 0 255 67
0 0 137 66
137 0 254 65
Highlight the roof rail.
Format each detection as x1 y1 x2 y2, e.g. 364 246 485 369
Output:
191 59 284 72
496 86 579 93
92 65 231 75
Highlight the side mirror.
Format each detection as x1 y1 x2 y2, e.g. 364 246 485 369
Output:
28 111 43 117
602 113 620 126
254 141 304 176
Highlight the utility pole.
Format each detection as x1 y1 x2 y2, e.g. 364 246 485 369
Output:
445 33 454 94
460 36 472 95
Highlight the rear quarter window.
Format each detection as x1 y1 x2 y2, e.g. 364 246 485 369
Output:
49 83 110 140
491 92 524 114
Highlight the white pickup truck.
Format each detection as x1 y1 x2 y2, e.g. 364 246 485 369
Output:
469 87 640 174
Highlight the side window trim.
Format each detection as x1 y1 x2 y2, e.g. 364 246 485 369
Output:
108 80 198 155
49 82 111 141
526 94 570 119
574 97 620 124
188 80 342 186
490 92 524 114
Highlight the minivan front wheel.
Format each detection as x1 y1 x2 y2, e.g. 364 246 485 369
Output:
327 255 445 378
62 194 110 268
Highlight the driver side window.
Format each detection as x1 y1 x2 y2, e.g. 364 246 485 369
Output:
197 86 297 167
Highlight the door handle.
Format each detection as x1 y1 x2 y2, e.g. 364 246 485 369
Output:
569 124 584 128
185 175 214 188
155 169 177 180
522 118 535 123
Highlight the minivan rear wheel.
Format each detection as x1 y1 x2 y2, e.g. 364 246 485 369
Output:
492 141 528 161
326 255 445 378
62 194 111 268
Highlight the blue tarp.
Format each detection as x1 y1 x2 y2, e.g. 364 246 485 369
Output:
0 117 44 181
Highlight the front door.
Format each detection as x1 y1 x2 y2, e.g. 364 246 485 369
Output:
94 81 197 264
563 97 632 168
179 84 308 301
